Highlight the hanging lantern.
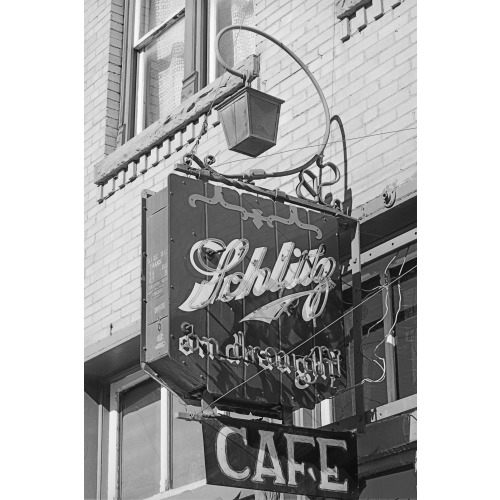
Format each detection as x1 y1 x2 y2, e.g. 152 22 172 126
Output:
216 87 284 158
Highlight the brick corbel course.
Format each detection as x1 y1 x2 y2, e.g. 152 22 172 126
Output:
335 0 371 20
94 55 260 185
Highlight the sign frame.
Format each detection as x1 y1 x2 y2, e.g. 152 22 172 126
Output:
140 171 359 417
199 415 359 499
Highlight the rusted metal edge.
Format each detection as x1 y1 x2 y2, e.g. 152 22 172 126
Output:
359 441 417 466
358 443 416 479
351 175 417 222
94 55 260 186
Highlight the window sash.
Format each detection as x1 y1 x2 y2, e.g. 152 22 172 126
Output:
121 1 257 140
133 3 186 134
108 372 205 499
134 5 186 51
108 371 151 499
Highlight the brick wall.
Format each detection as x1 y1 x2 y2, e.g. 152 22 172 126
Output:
84 0 124 228
84 0 417 347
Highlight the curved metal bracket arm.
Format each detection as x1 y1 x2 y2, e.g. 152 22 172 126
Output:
215 25 332 178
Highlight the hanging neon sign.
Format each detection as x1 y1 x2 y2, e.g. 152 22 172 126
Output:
142 174 346 413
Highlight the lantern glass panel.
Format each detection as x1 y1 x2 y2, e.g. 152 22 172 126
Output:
234 93 250 144
248 94 280 141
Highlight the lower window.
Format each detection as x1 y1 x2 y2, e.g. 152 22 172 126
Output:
333 240 417 421
109 371 205 499
120 378 162 499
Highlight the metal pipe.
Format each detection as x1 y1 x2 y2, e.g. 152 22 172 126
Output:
215 25 331 177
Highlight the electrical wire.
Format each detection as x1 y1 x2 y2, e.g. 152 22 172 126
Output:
360 248 409 389
371 248 410 365
357 255 397 383
189 263 417 418
203 127 417 169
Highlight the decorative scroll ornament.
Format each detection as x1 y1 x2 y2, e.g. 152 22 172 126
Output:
296 156 341 206
189 186 323 238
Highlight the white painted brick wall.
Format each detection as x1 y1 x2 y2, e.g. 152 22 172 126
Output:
84 0 417 347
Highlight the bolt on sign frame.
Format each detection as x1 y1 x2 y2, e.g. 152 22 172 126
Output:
141 172 360 418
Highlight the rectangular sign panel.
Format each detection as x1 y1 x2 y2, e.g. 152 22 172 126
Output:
143 173 347 413
201 416 358 499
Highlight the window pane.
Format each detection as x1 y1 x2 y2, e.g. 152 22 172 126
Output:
332 339 354 421
392 260 417 399
208 0 256 81
359 276 388 411
120 379 161 500
172 395 205 488
143 17 185 127
139 0 185 38
333 288 355 422
339 275 388 417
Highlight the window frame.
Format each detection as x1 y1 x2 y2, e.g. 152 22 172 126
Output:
118 0 255 143
118 0 211 142
108 370 206 500
119 0 189 143
133 1 186 135
319 228 417 428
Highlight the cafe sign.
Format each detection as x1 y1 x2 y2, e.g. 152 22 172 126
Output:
201 415 358 499
142 173 346 413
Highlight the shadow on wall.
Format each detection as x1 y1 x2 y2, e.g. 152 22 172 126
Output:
331 115 352 215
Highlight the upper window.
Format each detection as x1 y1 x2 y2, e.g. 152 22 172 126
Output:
207 0 256 82
133 0 186 132
121 0 256 141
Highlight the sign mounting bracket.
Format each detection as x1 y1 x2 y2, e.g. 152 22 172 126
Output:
174 163 358 230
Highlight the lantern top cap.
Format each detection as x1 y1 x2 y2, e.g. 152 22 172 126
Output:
215 86 285 112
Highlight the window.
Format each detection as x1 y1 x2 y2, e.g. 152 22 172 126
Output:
108 371 205 499
391 261 417 399
207 0 256 82
331 238 417 422
120 378 162 499
133 0 186 134
120 0 256 142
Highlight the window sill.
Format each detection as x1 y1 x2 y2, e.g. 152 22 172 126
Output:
94 55 260 187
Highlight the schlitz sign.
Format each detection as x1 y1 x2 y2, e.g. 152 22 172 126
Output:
201 416 358 499
142 173 346 414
